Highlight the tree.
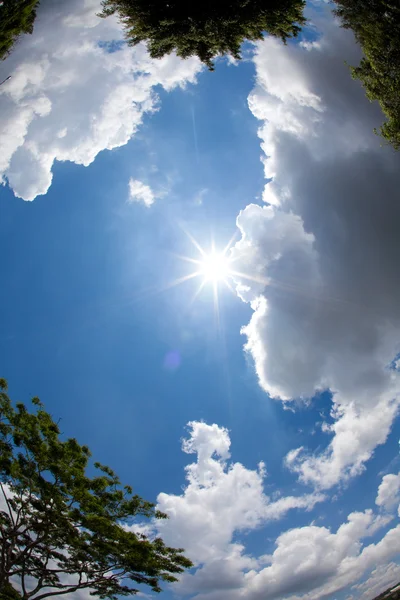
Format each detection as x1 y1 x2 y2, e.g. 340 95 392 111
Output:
0 0 40 61
1 581 22 599
100 0 306 70
0 379 192 600
334 0 400 149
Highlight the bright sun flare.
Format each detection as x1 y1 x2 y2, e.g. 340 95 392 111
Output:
199 252 231 282
166 229 246 323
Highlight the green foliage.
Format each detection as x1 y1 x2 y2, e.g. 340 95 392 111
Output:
0 0 40 61
0 379 192 600
100 0 306 69
0 581 22 600
334 0 400 149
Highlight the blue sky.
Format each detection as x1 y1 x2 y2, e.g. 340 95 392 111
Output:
1 1 400 600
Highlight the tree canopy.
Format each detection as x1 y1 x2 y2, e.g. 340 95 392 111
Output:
0 0 40 61
100 0 306 69
0 379 192 600
334 0 400 150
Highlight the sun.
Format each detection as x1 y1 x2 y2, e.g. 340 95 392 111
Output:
163 229 241 323
199 252 231 282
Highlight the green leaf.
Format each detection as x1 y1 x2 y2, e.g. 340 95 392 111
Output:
99 0 306 69
0 381 192 600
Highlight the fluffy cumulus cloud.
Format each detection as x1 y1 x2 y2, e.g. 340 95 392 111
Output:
0 0 201 201
231 8 400 489
154 421 324 568
128 179 157 207
145 422 400 600
242 511 399 600
376 472 400 513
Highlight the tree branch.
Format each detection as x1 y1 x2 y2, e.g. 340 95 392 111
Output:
32 575 108 600
0 481 16 528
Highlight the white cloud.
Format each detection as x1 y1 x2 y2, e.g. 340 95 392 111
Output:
242 510 397 600
154 421 323 568
352 563 400 600
128 179 157 207
143 422 400 600
179 518 400 600
376 473 400 512
231 8 400 489
0 0 201 201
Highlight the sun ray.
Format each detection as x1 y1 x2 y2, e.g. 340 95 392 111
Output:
230 268 360 310
179 225 207 257
222 278 237 297
222 231 238 257
162 271 202 291
213 279 221 332
173 253 203 266
189 279 208 306
230 269 269 287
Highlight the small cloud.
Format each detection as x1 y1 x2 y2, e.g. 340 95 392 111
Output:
321 421 332 433
299 40 322 51
193 187 208 206
128 179 157 207
225 54 239 67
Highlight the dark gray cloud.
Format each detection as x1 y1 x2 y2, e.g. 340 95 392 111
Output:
232 8 400 488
